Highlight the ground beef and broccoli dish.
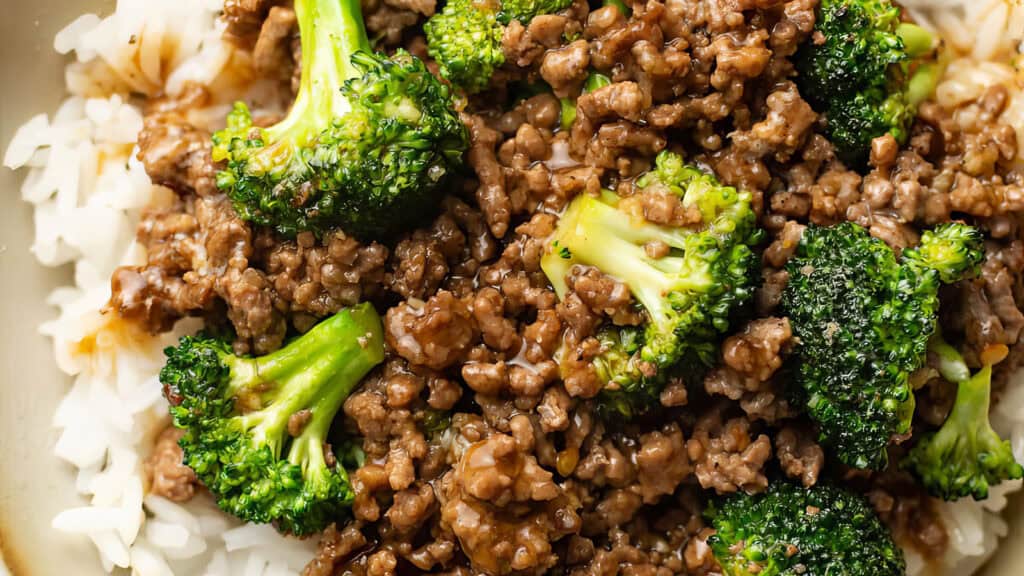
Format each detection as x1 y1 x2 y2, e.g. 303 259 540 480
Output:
104 0 1024 573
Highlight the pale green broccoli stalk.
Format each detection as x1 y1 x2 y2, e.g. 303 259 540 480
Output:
904 338 1023 501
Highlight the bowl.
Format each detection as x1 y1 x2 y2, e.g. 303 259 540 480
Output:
0 3 119 574
1 1 1023 575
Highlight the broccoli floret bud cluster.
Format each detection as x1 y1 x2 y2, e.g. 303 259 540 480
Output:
161 304 385 535
782 222 983 469
424 0 573 94
707 480 906 576
795 0 940 167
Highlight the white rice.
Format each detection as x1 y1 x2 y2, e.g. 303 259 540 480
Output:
3 0 1024 575
4 1 313 574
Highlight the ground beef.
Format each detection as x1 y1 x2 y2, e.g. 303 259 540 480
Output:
117 0 1024 571
145 426 199 502
730 82 817 162
439 433 581 575
704 317 795 422
386 291 478 371
109 191 387 354
687 405 772 494
504 14 579 69
136 84 219 198
363 1 423 46
252 6 297 85
775 424 824 487
302 523 369 576
865 471 950 560
223 0 281 46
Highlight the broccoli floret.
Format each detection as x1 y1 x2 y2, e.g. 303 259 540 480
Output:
160 303 385 535
707 480 905 576
425 0 572 94
903 338 1023 500
795 0 940 167
213 0 468 240
541 151 762 418
782 222 984 469
424 0 506 94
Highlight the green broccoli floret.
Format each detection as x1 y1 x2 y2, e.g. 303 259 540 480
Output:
707 480 905 576
425 0 572 94
212 0 468 240
160 303 385 535
903 338 1023 500
795 0 940 167
541 151 762 418
782 222 984 469
424 0 506 94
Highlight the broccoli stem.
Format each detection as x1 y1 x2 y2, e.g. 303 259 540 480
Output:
559 98 576 131
895 23 934 58
929 334 971 384
584 72 613 93
895 24 940 109
946 364 994 446
289 336 383 470
229 303 384 456
266 0 371 147
906 338 1022 500
905 61 941 108
545 194 712 325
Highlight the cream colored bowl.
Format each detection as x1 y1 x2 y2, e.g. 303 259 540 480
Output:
0 1 1022 574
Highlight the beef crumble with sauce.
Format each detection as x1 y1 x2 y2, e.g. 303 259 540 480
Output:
128 0 1024 573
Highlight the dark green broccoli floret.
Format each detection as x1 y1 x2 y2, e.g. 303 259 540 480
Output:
160 303 385 535
795 0 940 167
904 338 1023 500
425 0 572 94
541 151 762 418
707 480 905 576
213 0 468 240
782 222 984 469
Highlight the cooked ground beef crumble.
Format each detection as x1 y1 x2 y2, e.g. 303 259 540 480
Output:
127 0 1024 573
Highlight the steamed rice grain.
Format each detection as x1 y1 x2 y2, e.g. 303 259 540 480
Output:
4 1 314 574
